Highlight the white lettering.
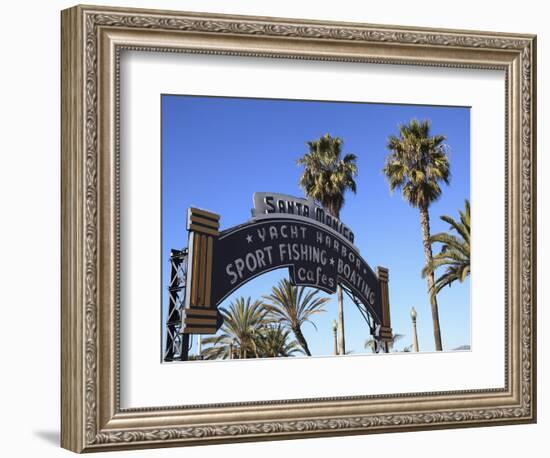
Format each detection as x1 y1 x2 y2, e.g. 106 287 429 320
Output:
245 252 257 272
279 244 287 261
226 264 238 285
280 225 288 238
234 258 245 278
269 226 278 240
257 228 266 242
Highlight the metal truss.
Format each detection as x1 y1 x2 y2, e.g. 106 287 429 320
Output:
340 284 389 353
163 249 190 362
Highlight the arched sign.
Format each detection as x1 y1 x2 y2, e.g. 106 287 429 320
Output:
180 193 393 346
212 218 381 320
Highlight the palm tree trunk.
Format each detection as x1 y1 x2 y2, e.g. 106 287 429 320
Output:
419 205 443 351
337 285 345 355
327 208 347 356
293 326 312 356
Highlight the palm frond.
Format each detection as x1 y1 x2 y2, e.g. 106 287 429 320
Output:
200 296 267 360
382 119 450 210
423 199 470 296
297 133 358 217
262 279 328 356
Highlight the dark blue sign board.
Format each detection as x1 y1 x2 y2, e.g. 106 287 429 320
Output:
211 217 382 324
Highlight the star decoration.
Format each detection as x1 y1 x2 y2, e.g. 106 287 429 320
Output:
246 234 253 243
329 257 335 266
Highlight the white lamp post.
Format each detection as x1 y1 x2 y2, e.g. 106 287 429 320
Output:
411 307 419 352
332 320 338 355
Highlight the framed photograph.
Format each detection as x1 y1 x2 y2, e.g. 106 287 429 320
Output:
61 4 537 453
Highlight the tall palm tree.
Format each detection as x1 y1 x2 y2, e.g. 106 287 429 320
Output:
255 325 303 358
263 279 329 356
297 133 358 355
382 119 450 351
201 297 267 360
422 199 470 299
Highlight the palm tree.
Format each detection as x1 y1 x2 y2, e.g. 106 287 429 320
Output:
422 199 470 299
263 279 329 356
364 333 404 353
297 133 358 355
201 297 267 360
382 119 450 351
255 325 303 358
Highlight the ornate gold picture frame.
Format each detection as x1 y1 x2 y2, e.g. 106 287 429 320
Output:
61 4 536 453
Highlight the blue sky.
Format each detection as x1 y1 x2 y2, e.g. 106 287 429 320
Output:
161 94 470 358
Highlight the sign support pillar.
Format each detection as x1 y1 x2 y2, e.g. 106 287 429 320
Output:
377 266 394 351
181 208 221 336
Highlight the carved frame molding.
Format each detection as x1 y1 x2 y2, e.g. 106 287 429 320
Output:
61 5 536 452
